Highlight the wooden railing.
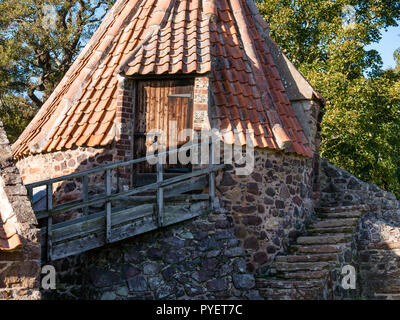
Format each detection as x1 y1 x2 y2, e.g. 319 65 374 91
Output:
26 141 224 262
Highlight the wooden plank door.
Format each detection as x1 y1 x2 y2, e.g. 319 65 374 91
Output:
134 79 194 174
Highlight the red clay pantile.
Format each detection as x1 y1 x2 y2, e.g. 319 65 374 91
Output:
13 0 313 159
0 214 21 251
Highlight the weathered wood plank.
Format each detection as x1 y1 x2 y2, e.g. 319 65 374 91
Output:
34 165 221 218
32 139 223 262
134 173 188 186
108 217 157 244
27 186 33 202
209 142 216 209
111 177 208 209
112 193 210 206
50 233 106 261
46 183 53 262
82 175 89 216
41 204 155 244
46 201 207 261
26 141 214 189
156 161 164 227
105 169 112 243
163 175 208 197
163 201 209 226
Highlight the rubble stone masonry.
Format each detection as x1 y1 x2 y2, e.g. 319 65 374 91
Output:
16 146 117 185
0 122 41 300
216 148 315 272
320 158 400 299
43 210 263 300
16 146 120 210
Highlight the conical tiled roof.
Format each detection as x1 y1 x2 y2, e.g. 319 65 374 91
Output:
13 0 313 159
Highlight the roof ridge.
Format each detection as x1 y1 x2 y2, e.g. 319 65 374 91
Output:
12 0 135 156
13 0 314 159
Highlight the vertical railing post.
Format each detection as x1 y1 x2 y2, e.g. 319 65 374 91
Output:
116 168 121 193
27 186 33 202
46 183 53 262
130 163 135 188
156 160 164 227
105 169 112 243
83 175 89 216
209 140 216 210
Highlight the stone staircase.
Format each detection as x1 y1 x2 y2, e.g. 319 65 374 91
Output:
256 204 370 300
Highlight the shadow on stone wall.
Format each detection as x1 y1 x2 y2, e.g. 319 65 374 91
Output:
356 212 400 299
42 210 263 300
31 146 123 226
0 120 41 300
25 144 264 300
216 148 316 274
28 143 317 300
319 158 400 300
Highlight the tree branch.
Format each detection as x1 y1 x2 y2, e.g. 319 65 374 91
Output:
28 87 43 108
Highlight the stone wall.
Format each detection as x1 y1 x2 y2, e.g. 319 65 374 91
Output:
43 210 262 300
16 146 123 216
216 148 315 272
16 145 128 227
16 145 117 185
319 222 363 301
0 122 41 300
291 100 321 155
12 72 322 299
319 158 398 211
319 158 400 300
290 99 322 204
355 212 400 299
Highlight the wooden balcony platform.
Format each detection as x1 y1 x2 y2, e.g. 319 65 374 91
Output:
25 142 223 262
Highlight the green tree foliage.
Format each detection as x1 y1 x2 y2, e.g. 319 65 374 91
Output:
257 0 400 196
0 95 36 142
320 73 400 196
0 0 115 142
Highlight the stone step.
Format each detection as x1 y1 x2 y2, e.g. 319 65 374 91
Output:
308 226 355 235
319 191 366 199
258 287 317 300
321 190 397 201
292 244 347 254
317 211 363 219
277 269 329 280
275 253 337 263
258 288 295 300
315 204 370 214
296 233 352 245
274 262 331 272
256 278 325 290
311 218 358 229
364 279 400 294
258 203 367 300
374 293 400 300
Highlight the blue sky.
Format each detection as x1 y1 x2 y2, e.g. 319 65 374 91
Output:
367 26 400 70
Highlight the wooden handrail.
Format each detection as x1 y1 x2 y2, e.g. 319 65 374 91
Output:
25 141 215 189
46 183 53 261
156 160 164 227
26 140 224 262
33 164 224 219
